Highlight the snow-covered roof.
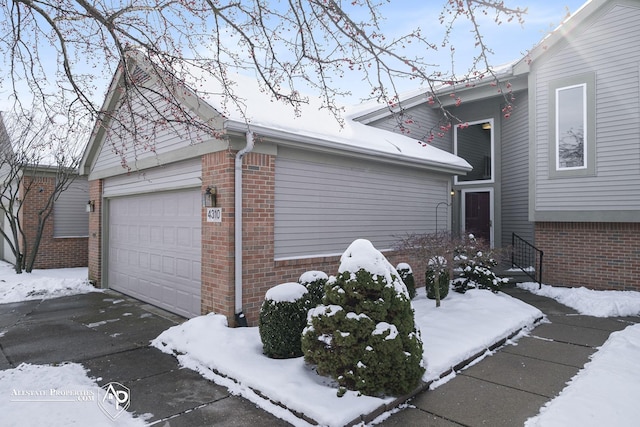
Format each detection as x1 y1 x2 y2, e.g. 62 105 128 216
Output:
186 70 471 173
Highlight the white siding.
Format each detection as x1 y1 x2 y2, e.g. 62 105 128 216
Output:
274 150 450 259
533 4 640 215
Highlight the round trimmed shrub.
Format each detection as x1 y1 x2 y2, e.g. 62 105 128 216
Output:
259 282 310 359
426 256 449 300
299 270 328 307
396 263 416 299
302 239 424 397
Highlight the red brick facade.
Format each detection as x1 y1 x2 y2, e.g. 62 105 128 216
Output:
19 175 88 270
535 222 640 292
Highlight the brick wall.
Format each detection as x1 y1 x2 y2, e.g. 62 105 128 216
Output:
88 179 103 286
201 151 236 321
535 222 640 291
19 175 88 269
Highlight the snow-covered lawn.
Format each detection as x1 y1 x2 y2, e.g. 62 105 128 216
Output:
0 261 99 304
1 262 640 426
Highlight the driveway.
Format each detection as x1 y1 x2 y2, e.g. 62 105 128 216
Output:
0 290 290 426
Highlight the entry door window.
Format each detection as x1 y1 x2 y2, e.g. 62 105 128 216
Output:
464 191 491 245
454 120 494 184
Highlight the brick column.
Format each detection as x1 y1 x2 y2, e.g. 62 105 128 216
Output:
201 151 236 322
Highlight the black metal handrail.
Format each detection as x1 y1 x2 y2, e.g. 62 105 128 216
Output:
511 233 543 288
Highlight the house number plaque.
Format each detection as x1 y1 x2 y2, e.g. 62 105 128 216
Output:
206 207 222 223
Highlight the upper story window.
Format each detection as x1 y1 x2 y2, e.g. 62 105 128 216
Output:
454 119 494 184
549 72 595 178
556 83 586 170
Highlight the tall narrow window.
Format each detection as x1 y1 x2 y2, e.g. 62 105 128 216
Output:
454 119 494 184
556 84 586 170
548 72 595 178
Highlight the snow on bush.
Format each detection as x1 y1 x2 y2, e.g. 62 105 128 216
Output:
426 256 450 301
302 239 424 397
395 263 416 299
453 234 508 293
299 270 329 307
259 283 311 359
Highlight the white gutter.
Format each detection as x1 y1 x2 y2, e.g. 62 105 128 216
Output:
234 131 254 326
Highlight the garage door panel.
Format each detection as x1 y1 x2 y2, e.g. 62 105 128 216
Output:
108 189 201 318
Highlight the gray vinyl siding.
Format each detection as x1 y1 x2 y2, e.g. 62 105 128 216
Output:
53 176 89 238
368 104 450 152
501 91 533 246
103 158 202 198
92 88 211 174
532 3 640 220
274 148 450 259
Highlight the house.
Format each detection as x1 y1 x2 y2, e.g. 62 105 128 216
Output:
0 113 89 270
356 0 640 292
79 53 471 324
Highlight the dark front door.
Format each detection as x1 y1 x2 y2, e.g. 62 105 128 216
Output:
464 191 491 245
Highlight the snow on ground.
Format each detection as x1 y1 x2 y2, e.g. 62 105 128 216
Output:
518 282 640 317
0 363 147 427
151 287 543 427
2 262 640 426
0 261 99 304
525 323 640 427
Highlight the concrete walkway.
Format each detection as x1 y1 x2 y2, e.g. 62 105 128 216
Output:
2 287 638 426
0 290 290 426
377 287 639 427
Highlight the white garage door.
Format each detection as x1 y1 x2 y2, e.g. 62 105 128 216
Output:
108 189 201 318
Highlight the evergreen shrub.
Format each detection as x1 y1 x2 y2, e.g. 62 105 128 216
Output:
302 239 424 397
396 263 416 299
299 270 328 307
259 282 310 359
425 256 450 300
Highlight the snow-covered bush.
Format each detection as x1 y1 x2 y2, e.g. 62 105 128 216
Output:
299 270 328 308
425 256 449 300
302 239 424 397
395 263 416 299
259 282 311 359
452 234 508 293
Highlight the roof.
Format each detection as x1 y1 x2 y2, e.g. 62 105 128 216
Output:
81 53 472 176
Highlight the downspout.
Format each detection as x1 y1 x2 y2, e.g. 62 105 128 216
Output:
234 131 254 327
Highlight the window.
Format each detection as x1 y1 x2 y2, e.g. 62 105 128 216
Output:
454 119 494 184
556 84 586 169
549 73 595 178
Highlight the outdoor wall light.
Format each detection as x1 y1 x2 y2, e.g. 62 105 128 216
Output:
86 200 95 213
203 186 217 207
450 189 456 197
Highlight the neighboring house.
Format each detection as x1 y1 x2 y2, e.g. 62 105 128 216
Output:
356 0 640 292
0 114 89 269
79 53 471 323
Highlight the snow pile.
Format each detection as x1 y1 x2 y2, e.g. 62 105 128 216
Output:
0 363 147 426
518 282 640 317
152 287 542 426
525 323 640 427
0 262 97 304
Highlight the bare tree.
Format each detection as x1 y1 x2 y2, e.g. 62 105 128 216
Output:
0 0 527 164
0 112 83 273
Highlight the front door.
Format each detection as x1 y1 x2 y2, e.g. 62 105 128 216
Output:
463 190 492 246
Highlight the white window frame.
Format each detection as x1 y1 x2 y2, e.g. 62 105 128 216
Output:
454 118 495 185
555 83 587 171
